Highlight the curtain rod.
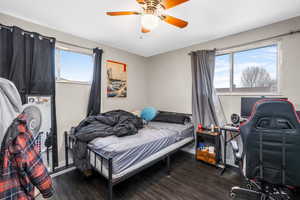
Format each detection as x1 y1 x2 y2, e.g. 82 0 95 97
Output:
0 24 55 42
0 24 94 51
56 40 93 51
189 29 300 55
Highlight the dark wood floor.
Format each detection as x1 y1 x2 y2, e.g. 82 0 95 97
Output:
45 151 246 200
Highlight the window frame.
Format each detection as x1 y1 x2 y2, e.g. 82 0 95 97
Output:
215 40 282 96
55 46 94 85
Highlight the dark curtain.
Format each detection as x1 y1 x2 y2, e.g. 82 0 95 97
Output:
87 48 103 116
0 25 58 167
190 50 219 127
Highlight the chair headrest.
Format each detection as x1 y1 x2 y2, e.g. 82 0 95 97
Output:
246 99 300 126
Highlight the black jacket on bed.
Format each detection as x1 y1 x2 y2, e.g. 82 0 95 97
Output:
72 110 144 171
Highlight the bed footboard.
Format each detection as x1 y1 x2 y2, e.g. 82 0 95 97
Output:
64 130 114 200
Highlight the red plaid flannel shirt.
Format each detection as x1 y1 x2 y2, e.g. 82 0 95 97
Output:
0 114 53 200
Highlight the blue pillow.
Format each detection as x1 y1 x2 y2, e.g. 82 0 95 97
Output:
141 107 158 121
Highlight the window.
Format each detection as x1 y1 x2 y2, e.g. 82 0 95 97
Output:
55 49 93 83
215 44 278 93
214 54 231 92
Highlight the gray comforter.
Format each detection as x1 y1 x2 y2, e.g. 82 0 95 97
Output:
72 110 144 171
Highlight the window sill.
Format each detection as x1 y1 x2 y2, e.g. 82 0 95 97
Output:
56 80 91 86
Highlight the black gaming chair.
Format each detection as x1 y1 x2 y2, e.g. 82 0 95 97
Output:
230 99 300 200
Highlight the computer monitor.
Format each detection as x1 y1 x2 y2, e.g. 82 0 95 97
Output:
241 97 288 118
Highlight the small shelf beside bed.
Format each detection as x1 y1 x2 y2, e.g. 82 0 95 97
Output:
196 129 221 166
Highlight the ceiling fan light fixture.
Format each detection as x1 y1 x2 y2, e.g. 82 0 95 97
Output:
141 14 159 30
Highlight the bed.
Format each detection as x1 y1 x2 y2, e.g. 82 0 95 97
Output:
65 120 194 200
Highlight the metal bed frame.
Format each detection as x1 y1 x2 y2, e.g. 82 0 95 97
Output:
64 130 194 200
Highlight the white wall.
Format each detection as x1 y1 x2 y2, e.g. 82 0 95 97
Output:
0 13 149 165
147 16 300 122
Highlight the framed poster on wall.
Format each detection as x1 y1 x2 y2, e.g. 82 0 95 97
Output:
106 60 127 98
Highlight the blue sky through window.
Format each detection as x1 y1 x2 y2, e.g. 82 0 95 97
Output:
214 45 277 90
215 54 230 88
58 50 93 82
233 45 277 88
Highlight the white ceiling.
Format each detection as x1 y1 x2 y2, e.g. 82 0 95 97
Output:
1 0 300 57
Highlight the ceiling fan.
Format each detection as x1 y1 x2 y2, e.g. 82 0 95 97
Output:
106 0 189 33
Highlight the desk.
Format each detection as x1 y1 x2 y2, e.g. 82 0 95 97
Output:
220 125 240 175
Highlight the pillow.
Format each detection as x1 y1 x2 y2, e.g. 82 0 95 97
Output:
131 110 141 117
152 111 191 124
141 107 158 121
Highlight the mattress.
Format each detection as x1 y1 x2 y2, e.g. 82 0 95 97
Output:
88 122 194 175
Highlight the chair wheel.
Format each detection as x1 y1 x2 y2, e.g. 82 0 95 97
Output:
230 192 237 199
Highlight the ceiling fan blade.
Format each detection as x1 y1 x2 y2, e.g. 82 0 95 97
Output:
142 27 151 33
163 15 188 28
160 0 189 9
106 11 141 16
136 0 145 4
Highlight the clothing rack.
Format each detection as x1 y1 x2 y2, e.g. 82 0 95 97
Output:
0 24 94 51
189 29 300 55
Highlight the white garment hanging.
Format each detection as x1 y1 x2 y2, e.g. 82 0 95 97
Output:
0 78 23 144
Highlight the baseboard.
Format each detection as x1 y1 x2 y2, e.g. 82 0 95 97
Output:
50 165 76 178
181 142 195 154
